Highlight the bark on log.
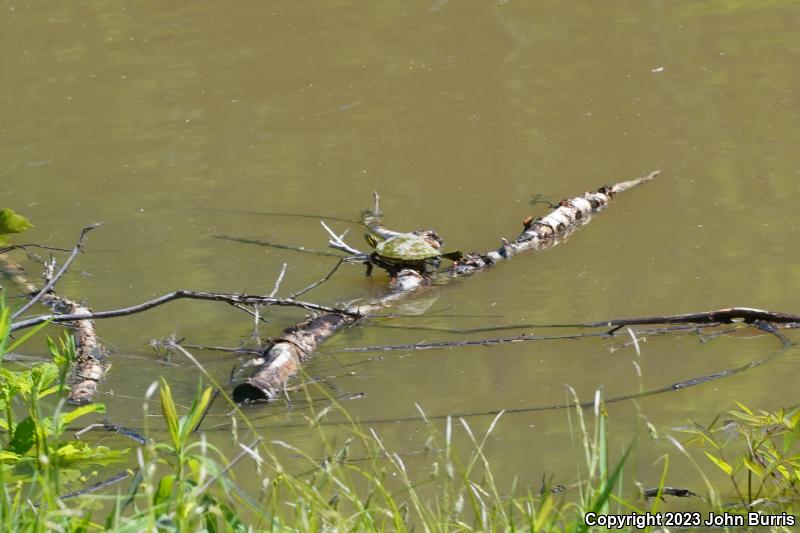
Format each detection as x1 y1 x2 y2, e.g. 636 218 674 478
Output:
0 253 107 405
52 297 106 405
233 171 660 402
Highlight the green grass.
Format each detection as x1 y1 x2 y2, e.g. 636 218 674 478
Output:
3 293 800 531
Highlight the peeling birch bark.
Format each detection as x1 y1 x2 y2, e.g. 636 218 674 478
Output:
52 297 106 405
232 313 357 402
233 170 660 402
0 253 107 405
444 171 660 277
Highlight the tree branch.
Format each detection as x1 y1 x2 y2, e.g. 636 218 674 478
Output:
233 171 661 402
585 307 800 329
11 223 100 320
10 290 359 332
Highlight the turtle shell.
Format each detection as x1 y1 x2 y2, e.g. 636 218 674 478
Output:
375 234 441 261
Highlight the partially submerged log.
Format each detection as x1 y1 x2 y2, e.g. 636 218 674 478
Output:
48 295 106 405
232 171 660 402
444 172 660 277
0 243 107 405
3 172 661 406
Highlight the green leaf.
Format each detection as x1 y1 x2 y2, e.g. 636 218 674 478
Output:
10 416 37 455
703 451 733 476
743 457 764 477
0 450 21 462
735 401 753 416
783 428 799 454
0 208 33 236
598 403 609 516
7 320 50 354
29 363 60 400
154 474 176 506
179 384 213 445
59 403 106 427
576 440 634 533
690 420 721 449
533 493 555 532
789 408 800 429
159 379 180 450
55 441 128 465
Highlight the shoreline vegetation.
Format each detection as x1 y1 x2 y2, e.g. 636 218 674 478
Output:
3 301 800 531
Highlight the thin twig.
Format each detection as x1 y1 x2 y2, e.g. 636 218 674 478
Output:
320 220 368 258
372 191 381 217
179 343 261 356
252 304 262 345
229 302 269 323
10 289 359 332
334 324 751 355
74 422 146 445
196 438 262 494
288 259 345 299
584 307 800 327
214 235 343 257
57 470 133 501
368 322 564 334
334 330 610 353
11 223 100 320
0 243 71 254
269 262 288 297
752 320 791 348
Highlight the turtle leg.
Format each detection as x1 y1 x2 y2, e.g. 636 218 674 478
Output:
424 258 442 275
365 253 381 277
388 265 403 285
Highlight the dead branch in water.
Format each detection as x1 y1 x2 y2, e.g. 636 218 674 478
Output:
6 171 671 407
11 223 99 320
232 171 662 402
586 307 800 330
336 330 611 352
233 334 794 430
365 306 800 337
0 243 71 255
10 290 359 333
0 226 108 405
4 233 357 406
339 308 800 354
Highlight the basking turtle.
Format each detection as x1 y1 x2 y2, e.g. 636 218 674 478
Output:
364 229 462 276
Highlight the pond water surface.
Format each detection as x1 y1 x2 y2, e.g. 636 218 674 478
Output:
2 0 800 512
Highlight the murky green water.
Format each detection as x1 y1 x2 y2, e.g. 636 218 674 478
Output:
3 0 800 510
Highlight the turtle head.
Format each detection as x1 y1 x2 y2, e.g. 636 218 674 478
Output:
364 231 382 249
414 230 443 249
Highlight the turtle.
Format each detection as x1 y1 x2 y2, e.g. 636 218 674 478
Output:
364 229 462 277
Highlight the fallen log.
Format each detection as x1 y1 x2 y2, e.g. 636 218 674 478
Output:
232 170 661 402
0 228 107 405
